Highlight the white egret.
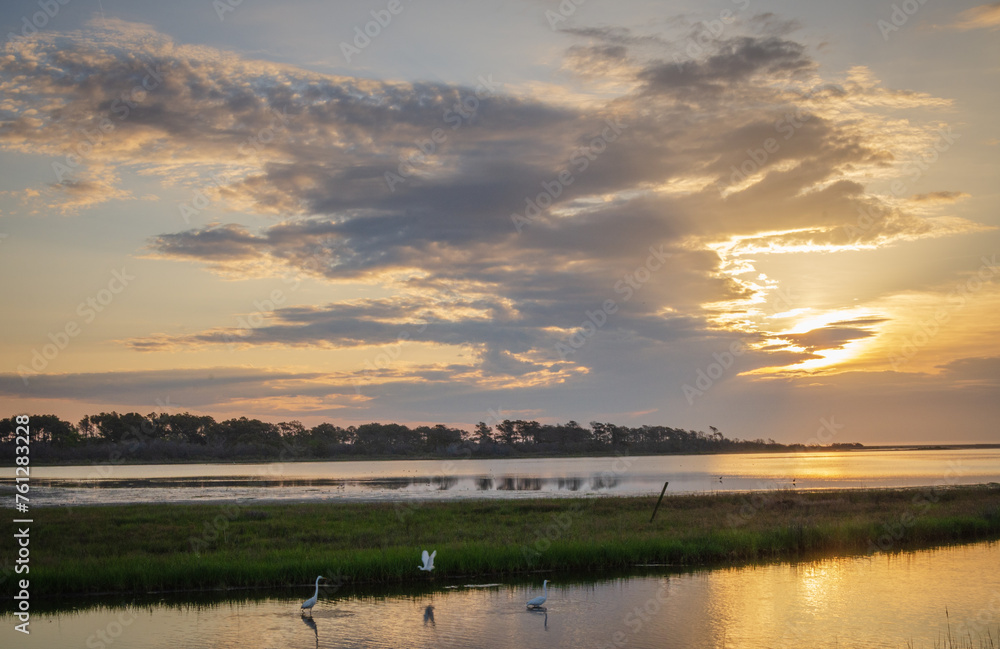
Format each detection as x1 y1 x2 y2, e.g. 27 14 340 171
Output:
419 550 436 572
301 575 324 616
526 580 549 609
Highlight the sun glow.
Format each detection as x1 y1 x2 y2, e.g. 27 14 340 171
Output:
784 308 877 335
705 225 897 375
747 308 886 374
785 338 872 372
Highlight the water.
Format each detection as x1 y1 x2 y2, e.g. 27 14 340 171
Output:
4 541 998 648
2 448 999 507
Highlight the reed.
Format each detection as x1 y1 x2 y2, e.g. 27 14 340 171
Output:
4 484 999 598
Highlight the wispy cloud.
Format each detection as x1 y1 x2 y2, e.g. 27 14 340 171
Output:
948 3 1000 31
910 191 970 204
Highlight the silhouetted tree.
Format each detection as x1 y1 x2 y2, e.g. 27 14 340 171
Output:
496 420 517 446
3 410 854 462
473 422 494 446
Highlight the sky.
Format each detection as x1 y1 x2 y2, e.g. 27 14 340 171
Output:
0 0 998 445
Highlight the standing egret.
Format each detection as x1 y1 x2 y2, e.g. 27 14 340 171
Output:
301 575 324 616
419 550 436 572
526 580 549 609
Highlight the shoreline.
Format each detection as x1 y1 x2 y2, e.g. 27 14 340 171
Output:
3 483 998 601
9 443 1000 468
9 482 1000 509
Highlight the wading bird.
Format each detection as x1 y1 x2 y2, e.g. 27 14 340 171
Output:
301 575 324 616
526 580 549 609
419 550 436 572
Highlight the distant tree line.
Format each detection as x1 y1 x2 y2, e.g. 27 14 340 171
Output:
0 413 863 463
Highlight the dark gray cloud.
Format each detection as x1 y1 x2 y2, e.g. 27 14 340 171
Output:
637 36 814 96
152 224 265 260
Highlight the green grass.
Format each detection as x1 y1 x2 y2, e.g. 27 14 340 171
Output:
4 484 1000 598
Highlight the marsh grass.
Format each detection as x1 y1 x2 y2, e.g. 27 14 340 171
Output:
905 611 999 649
5 484 999 598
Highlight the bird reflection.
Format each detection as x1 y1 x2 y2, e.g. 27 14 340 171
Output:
528 607 548 630
301 614 318 648
423 604 436 626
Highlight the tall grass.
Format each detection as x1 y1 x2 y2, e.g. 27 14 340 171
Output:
4 484 999 598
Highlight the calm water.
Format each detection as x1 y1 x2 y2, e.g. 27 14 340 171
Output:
2 449 999 507
3 541 998 648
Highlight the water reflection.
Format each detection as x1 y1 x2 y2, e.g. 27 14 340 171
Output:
557 477 582 491
527 608 548 631
590 475 618 489
301 614 319 648
431 476 458 490
5 449 1000 507
2 541 998 648
497 476 543 491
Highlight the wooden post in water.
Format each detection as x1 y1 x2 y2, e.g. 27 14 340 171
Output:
649 481 669 523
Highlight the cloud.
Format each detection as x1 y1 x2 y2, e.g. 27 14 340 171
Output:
949 3 1000 31
783 325 877 352
938 356 1000 384
150 224 266 261
0 17 987 403
0 367 349 409
638 36 814 96
910 191 970 204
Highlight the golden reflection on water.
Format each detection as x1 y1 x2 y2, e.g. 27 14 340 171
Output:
2 542 998 649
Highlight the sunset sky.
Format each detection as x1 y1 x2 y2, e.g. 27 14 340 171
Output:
1 0 998 444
